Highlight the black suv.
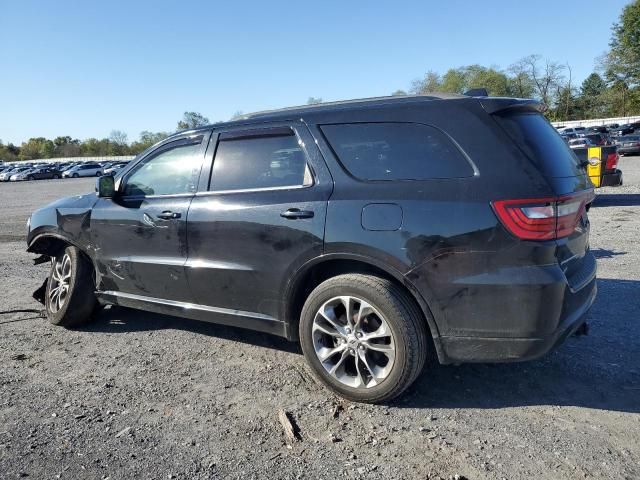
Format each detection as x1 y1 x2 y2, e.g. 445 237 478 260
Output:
27 94 597 402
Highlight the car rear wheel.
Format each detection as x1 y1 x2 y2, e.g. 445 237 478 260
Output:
27 176 33 181
53 174 59 179
299 274 428 403
45 246 97 327
96 171 102 177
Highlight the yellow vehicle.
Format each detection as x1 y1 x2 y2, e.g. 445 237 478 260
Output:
572 145 622 187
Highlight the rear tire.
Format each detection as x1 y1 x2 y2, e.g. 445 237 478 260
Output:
53 174 59 179
299 274 428 403
45 246 97 327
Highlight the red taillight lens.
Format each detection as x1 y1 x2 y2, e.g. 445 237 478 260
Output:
606 152 619 170
492 191 594 241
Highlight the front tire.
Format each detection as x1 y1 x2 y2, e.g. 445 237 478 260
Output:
299 274 428 403
72 173 79 178
45 246 97 327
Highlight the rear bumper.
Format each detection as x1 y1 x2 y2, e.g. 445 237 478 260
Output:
432 251 598 364
601 169 623 187
439 278 596 363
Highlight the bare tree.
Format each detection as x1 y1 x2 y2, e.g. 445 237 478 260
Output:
307 97 323 105
410 70 442 94
517 55 565 107
109 130 128 146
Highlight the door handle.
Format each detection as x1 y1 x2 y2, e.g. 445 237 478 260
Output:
280 208 314 219
156 211 182 220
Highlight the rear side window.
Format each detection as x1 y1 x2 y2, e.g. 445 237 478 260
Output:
210 130 312 191
495 112 582 178
320 123 473 181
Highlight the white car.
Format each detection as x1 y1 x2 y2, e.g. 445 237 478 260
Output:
61 164 103 178
103 163 127 176
0 167 29 181
10 169 35 181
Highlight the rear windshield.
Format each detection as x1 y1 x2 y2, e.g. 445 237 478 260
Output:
495 112 583 178
320 122 474 181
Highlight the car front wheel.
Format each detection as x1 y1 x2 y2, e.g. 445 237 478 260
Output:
299 274 428 403
45 246 97 327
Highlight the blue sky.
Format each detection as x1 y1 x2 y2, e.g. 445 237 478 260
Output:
0 0 631 145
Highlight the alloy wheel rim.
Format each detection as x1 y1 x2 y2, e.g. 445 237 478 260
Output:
49 254 71 313
312 296 396 389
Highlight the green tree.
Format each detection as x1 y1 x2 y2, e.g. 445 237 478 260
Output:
579 73 607 118
177 111 209 130
410 70 441 94
440 68 466 93
307 97 323 105
604 0 640 116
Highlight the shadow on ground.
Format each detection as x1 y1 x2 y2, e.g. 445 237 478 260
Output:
80 279 639 413
591 247 627 259
593 193 640 207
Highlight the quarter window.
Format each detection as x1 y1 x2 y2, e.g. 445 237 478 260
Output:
123 139 203 196
210 130 312 191
320 122 474 181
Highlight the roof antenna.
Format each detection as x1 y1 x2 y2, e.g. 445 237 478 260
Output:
464 88 488 97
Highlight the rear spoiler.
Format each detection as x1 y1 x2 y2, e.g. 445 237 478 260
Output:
462 89 544 114
479 97 545 114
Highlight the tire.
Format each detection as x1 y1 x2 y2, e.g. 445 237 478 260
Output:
53 174 59 179
45 245 97 327
27 176 34 181
299 274 428 403
96 171 102 177
72 173 79 178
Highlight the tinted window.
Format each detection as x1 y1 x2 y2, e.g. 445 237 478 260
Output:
320 123 473 181
210 132 312 191
495 112 582 178
123 140 202 196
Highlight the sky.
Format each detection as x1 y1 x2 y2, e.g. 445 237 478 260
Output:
0 0 631 145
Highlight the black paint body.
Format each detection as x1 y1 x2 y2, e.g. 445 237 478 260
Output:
27 95 597 364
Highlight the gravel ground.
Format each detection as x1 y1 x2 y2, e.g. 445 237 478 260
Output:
0 161 639 480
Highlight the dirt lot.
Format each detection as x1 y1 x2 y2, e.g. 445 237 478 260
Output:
1 162 639 480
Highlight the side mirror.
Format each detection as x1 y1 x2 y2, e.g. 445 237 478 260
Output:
96 175 115 198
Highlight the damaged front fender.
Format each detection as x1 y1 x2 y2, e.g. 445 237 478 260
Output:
26 192 98 255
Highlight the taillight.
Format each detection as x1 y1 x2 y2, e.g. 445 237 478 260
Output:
492 191 595 241
606 152 619 170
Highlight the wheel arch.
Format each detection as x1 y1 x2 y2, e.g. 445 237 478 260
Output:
283 254 446 362
27 233 96 277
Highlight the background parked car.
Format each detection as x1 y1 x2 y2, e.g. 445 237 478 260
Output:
24 167 62 180
569 138 596 148
10 169 37 181
580 132 612 146
616 135 640 156
61 163 103 178
0 167 30 181
611 124 636 136
103 163 127 175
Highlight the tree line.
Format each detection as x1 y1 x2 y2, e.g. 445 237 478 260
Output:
0 112 210 162
400 1 640 122
2 1 638 163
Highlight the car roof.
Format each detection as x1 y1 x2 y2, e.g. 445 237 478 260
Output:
178 93 521 134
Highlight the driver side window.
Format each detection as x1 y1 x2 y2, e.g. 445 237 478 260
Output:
123 139 203 196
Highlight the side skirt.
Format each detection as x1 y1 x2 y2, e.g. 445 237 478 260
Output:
95 290 287 337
